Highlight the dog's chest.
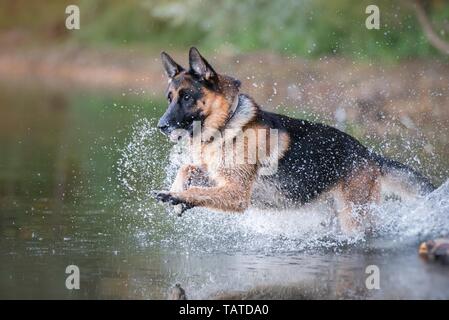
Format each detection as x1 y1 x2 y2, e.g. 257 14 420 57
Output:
200 141 223 171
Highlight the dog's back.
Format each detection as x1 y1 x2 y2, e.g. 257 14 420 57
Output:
251 108 435 211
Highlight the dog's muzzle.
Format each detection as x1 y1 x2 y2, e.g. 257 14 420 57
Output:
158 121 189 142
157 121 172 135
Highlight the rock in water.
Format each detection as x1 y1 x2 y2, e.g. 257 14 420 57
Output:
419 238 449 265
169 283 187 300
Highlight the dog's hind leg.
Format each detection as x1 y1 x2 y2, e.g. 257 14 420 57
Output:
334 163 381 235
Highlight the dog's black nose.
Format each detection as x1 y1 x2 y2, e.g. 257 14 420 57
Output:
158 122 168 130
157 120 171 134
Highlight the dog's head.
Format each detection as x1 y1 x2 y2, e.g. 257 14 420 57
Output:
158 47 241 142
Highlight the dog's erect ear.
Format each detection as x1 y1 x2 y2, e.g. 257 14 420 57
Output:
161 52 184 79
188 47 217 81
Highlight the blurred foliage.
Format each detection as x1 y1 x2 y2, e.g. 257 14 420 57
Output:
1 0 449 59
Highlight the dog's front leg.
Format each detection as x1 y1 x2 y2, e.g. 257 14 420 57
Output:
162 164 209 215
156 165 257 213
170 164 209 193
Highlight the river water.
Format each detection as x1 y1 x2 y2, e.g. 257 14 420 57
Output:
1 81 448 299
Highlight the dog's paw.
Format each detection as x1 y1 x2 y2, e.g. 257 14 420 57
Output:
152 190 182 205
152 190 195 216
176 203 194 216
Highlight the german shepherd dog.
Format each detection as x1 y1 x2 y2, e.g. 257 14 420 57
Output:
154 47 435 234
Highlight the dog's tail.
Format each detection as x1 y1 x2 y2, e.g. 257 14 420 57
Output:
370 153 435 196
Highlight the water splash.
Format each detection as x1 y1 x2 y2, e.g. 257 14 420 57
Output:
373 180 449 241
117 119 449 254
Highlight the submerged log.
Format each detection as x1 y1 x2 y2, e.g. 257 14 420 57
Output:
419 238 449 265
169 283 187 300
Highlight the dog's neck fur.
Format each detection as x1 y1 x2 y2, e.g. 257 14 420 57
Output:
224 94 258 132
200 93 259 144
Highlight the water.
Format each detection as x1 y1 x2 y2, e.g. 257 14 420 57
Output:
1 80 449 300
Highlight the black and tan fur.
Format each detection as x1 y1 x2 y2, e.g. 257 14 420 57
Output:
154 47 435 233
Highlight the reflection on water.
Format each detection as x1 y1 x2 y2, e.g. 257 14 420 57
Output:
0 81 448 300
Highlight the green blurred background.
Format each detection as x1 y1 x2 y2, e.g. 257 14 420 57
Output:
1 0 449 60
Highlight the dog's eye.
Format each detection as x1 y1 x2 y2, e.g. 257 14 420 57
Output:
167 93 173 103
183 94 191 101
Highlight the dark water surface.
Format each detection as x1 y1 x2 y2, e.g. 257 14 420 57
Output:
1 81 448 299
